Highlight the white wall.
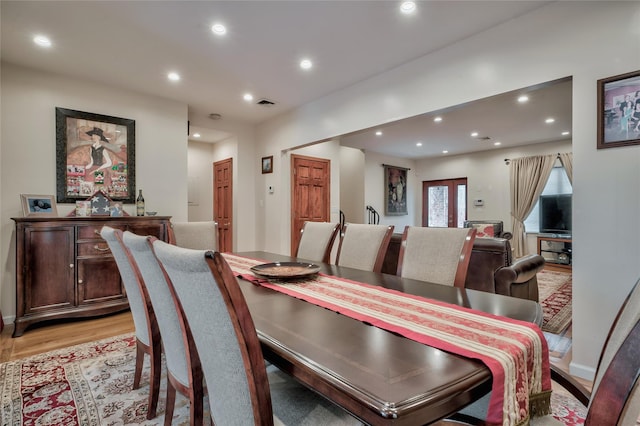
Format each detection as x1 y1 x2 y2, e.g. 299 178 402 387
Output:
255 2 640 379
0 62 189 322
339 146 365 224
187 140 214 221
364 151 417 231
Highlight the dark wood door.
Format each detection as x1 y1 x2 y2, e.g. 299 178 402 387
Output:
291 154 330 256
214 158 233 252
22 225 75 313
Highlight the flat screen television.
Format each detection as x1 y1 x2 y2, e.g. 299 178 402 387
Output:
539 194 572 235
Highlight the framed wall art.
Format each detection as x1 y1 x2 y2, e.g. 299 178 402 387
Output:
262 155 273 174
384 164 409 216
597 70 640 149
20 194 58 217
56 107 136 203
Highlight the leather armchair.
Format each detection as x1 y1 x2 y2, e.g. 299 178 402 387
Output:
382 234 544 301
465 237 544 301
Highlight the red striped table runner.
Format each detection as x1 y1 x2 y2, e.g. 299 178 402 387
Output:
222 253 551 426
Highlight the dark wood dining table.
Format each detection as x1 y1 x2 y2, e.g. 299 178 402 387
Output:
234 251 544 426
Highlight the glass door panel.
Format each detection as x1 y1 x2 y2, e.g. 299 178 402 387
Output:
423 178 467 228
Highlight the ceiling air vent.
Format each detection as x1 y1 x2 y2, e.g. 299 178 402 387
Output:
256 98 276 106
476 136 491 141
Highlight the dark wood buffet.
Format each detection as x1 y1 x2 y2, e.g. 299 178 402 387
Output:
11 216 171 337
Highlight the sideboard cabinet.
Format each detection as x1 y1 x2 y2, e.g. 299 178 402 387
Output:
12 216 171 337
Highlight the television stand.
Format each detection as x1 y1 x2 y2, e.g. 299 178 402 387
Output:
537 235 572 271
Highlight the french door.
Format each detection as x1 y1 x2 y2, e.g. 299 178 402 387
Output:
422 178 467 227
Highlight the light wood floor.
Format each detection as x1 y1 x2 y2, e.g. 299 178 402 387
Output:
0 311 134 363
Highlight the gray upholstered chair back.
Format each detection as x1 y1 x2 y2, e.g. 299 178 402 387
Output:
296 221 340 263
100 226 150 347
122 231 189 388
398 226 476 287
590 279 640 423
170 221 218 250
153 240 272 425
335 223 394 272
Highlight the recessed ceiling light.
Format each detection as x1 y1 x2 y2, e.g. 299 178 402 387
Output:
562 131 570 136
433 116 443 123
400 1 416 14
375 130 383 136
243 93 254 102
167 72 181 82
193 133 201 138
33 35 51 47
494 142 502 146
470 132 479 137
211 23 227 35
416 142 423 147
300 59 313 70
545 117 555 124
442 150 449 154
517 95 529 103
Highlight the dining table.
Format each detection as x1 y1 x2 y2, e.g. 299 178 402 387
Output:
229 251 545 426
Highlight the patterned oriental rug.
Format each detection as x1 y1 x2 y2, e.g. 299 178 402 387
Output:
537 269 573 335
1 333 587 425
0 334 360 426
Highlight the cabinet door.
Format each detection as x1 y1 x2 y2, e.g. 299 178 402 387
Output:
77 256 125 304
23 225 75 313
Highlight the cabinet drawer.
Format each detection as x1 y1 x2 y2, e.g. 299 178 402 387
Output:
77 241 112 257
77 224 126 240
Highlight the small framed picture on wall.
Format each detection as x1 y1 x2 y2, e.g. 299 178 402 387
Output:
262 156 273 174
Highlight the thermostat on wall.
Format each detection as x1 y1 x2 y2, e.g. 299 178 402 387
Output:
473 199 484 206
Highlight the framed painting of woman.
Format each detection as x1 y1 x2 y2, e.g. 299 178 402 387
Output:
56 108 136 203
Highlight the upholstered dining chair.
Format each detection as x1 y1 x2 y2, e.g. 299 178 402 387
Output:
335 223 394 273
295 221 341 264
100 226 161 419
122 231 203 426
447 278 640 426
397 226 476 288
168 221 218 250
152 240 360 425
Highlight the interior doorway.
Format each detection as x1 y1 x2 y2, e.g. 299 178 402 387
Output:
290 154 331 256
213 158 233 252
422 178 467 227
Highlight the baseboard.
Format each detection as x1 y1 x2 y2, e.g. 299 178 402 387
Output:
569 360 596 382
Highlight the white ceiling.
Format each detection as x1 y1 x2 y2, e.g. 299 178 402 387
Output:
1 0 570 158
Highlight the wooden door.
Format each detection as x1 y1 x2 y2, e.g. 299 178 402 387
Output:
214 158 233 252
422 178 467 227
291 154 330 256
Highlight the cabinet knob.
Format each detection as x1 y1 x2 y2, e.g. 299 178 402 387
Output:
93 245 110 252
78 279 83 284
69 264 74 268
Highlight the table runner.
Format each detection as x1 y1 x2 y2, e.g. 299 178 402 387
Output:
222 253 551 426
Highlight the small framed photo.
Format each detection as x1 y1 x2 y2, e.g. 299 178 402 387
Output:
21 194 58 217
262 155 273 174
597 70 640 149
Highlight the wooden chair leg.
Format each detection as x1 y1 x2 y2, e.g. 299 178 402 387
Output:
133 339 145 389
164 377 177 426
190 378 204 426
146 340 162 419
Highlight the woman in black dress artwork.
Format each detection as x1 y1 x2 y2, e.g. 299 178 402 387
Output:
85 127 112 171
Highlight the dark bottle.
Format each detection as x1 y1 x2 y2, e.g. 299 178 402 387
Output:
136 190 145 216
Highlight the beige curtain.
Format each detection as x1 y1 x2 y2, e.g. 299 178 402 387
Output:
558 152 573 184
509 154 556 258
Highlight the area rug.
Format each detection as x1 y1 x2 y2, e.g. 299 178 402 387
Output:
0 334 361 426
538 269 573 334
